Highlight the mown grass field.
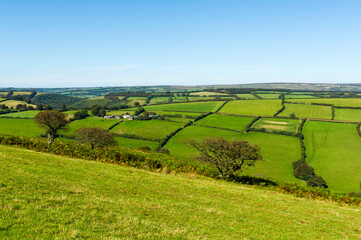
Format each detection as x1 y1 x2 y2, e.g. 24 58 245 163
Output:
257 93 280 99
195 114 254 131
334 108 361 122
114 136 159 150
149 96 169 105
64 117 120 135
144 101 225 113
235 94 257 99
110 120 183 140
1 145 360 239
303 121 361 192
0 118 43 137
253 118 300 133
189 91 227 96
219 100 282 116
187 96 215 101
0 110 40 118
288 98 361 107
1 100 36 108
165 126 301 183
279 104 332 119
284 94 317 99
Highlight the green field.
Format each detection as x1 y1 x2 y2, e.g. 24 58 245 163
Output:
288 98 361 108
106 110 135 116
334 108 361 122
70 97 114 108
0 98 5 101
143 101 225 113
284 94 317 99
196 114 254 131
253 118 300 133
0 110 40 118
0 118 43 137
303 121 361 192
187 96 215 101
1 145 360 239
149 96 169 104
166 126 301 182
279 104 332 119
114 136 159 150
257 93 280 99
189 91 227 96
235 94 257 99
1 100 36 108
154 111 201 117
64 117 120 135
110 120 183 140
127 97 147 106
219 100 282 116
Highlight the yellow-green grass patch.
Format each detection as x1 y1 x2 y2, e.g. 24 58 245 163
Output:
1 100 36 108
257 93 281 99
114 136 159 150
144 101 225 113
279 104 332 119
303 121 361 192
235 94 258 99
0 111 40 118
252 118 300 133
189 91 227 96
219 100 282 116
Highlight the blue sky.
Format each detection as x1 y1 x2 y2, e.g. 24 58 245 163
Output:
1 0 361 88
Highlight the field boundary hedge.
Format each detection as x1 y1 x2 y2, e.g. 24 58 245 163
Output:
108 120 123 131
357 123 361 138
215 101 229 112
193 124 242 133
273 98 285 117
245 116 261 132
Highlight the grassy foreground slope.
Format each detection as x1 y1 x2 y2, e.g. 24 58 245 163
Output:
1 145 360 239
303 121 361 193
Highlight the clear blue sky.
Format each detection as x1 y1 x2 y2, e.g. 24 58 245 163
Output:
1 0 361 88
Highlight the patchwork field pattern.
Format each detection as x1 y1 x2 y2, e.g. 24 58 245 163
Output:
252 118 300 133
219 100 282 116
195 114 254 131
279 104 332 119
144 101 225 113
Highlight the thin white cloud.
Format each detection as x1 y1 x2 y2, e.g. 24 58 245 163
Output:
82 64 142 71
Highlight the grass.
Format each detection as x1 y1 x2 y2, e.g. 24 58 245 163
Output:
106 110 135 116
110 120 184 140
288 98 361 108
219 100 282 116
196 114 254 131
284 94 317 99
11 91 31 96
0 98 5 101
127 97 147 106
70 97 114 108
149 97 170 105
303 121 361 192
279 104 332 119
253 118 300 133
0 111 40 118
235 94 257 99
1 145 360 239
114 136 159 150
144 101 225 113
334 108 361 122
188 96 215 101
165 126 302 183
1 100 36 108
257 93 281 99
189 91 227 96
64 117 120 135
0 118 43 137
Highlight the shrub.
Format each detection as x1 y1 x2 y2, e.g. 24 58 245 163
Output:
138 146 151 152
157 147 170 154
307 176 328 188
293 163 315 180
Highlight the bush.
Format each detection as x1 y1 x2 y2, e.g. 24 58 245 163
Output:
307 176 328 188
293 163 315 180
157 147 170 154
138 146 151 152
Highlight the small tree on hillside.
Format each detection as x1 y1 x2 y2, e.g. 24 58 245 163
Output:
75 127 116 149
35 111 69 144
190 137 262 179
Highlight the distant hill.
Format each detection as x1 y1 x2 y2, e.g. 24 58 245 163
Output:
32 93 81 109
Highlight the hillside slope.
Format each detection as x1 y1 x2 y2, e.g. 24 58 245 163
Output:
0 145 360 239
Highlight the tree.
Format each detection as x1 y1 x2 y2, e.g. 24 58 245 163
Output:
71 110 89 120
75 127 116 149
91 105 101 116
190 137 262 179
35 111 69 144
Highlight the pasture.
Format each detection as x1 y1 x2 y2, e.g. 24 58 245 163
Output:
0 110 40 118
1 100 36 108
64 117 120 135
189 91 227 96
252 118 300 133
149 97 169 105
165 126 301 183
71 96 113 108
0 118 43 137
284 94 317 99
1 145 359 239
279 104 332 119
257 93 280 99
288 98 361 108
334 108 361 122
143 101 225 113
219 100 282 116
195 114 254 131
110 120 184 140
303 121 361 192
235 94 257 99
